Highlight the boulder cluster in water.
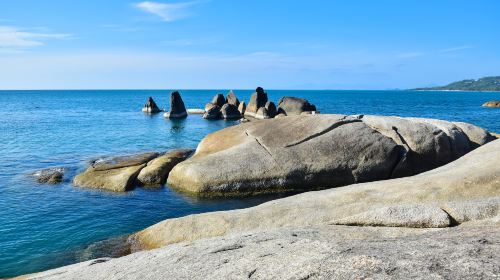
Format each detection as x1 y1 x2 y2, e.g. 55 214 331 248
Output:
141 87 318 121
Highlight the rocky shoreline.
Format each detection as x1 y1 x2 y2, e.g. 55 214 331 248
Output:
18 97 500 279
19 137 500 279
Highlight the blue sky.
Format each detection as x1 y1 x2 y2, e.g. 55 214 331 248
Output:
0 0 499 89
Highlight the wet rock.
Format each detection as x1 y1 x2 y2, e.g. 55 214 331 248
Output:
32 167 65 184
141 97 162 114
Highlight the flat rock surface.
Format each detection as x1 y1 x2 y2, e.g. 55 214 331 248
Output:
24 225 500 280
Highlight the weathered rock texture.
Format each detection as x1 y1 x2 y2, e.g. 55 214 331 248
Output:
203 105 222 120
141 97 161 114
24 139 500 280
482 100 500 108
211 93 226 107
74 150 192 192
164 91 187 119
278 96 317 115
167 114 494 196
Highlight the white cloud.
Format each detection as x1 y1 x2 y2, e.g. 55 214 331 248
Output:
135 1 200 22
439 46 474 53
0 26 70 50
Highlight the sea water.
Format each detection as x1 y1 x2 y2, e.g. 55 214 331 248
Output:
0 89 499 277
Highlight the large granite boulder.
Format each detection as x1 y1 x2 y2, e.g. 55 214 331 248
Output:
278 96 316 115
254 107 270 119
211 93 226 107
226 90 240 107
245 87 268 117
141 97 161 114
203 105 222 120
133 139 500 251
136 149 194 187
167 115 494 196
23 140 500 279
164 91 187 119
31 167 65 184
482 100 500 108
220 104 241 120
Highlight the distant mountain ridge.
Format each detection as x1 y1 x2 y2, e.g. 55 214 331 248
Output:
414 76 500 91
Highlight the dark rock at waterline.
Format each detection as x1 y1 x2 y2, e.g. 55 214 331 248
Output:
278 96 317 116
32 167 65 184
264 101 277 118
245 87 268 117
77 235 131 262
165 91 188 119
221 104 242 120
211 93 226 107
226 90 240 107
204 102 216 111
142 97 162 114
203 105 222 120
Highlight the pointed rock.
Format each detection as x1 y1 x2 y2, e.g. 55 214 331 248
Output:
142 97 162 114
226 90 240 107
166 91 188 119
238 101 246 115
211 93 226 107
264 101 277 118
245 87 268 117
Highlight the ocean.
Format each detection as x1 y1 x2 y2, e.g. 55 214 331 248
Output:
0 89 499 277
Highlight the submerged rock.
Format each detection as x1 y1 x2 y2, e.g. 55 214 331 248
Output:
141 97 161 114
136 149 194 187
220 104 241 120
245 87 268 117
167 115 494 196
164 91 187 119
226 90 240 107
278 96 316 115
211 93 226 107
482 100 500 108
32 167 65 184
203 105 222 120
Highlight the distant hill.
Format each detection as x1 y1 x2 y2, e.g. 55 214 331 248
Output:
414 76 500 91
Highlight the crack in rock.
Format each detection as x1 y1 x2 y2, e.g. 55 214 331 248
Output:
210 244 244 254
284 119 362 148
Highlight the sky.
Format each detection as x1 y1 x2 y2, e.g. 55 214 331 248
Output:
0 0 499 90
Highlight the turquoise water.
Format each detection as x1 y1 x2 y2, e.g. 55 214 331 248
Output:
0 90 499 277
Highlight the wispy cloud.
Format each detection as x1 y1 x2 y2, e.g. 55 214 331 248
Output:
0 26 70 50
439 45 474 53
135 1 202 22
396 52 425 59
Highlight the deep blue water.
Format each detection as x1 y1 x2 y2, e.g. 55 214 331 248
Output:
0 89 499 277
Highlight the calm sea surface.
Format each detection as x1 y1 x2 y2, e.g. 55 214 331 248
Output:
0 90 499 277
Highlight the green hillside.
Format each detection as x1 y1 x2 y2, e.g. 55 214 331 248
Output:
414 76 500 91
